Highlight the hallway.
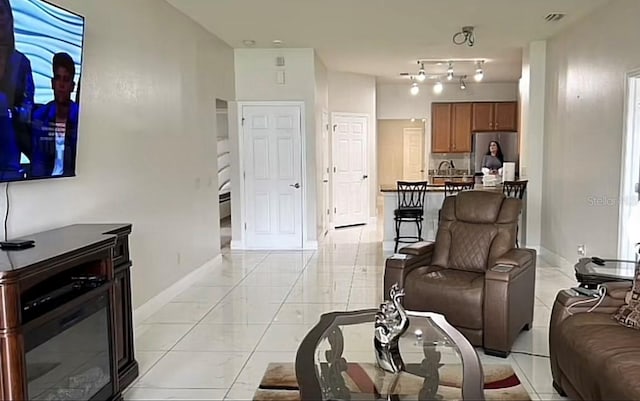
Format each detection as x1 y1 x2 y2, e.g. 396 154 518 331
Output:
126 223 570 400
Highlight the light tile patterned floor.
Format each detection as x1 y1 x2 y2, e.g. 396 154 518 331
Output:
125 223 572 400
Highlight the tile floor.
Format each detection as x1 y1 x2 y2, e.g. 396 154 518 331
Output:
125 223 573 400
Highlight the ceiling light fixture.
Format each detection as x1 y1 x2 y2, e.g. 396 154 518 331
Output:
452 26 475 47
242 39 256 47
406 60 486 95
416 62 426 82
474 61 484 82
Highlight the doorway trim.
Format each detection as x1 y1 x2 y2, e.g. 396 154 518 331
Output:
236 101 308 250
321 110 330 237
617 68 640 260
331 111 371 229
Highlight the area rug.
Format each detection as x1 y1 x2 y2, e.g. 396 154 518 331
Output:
253 362 531 400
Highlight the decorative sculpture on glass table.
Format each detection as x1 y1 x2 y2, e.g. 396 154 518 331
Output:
374 283 410 373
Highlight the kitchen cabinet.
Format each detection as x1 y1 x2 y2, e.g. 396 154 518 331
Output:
431 103 472 153
432 103 452 153
472 102 518 131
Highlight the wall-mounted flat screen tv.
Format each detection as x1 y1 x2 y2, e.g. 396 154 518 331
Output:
0 0 84 182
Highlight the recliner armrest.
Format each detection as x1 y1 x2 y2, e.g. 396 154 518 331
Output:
384 242 435 299
486 248 536 282
386 242 434 272
554 287 627 310
603 281 633 300
399 241 434 257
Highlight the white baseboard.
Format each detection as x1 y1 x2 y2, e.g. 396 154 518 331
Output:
133 254 222 326
304 241 318 250
539 247 574 270
230 240 244 250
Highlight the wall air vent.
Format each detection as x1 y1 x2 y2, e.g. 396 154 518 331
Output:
545 13 566 22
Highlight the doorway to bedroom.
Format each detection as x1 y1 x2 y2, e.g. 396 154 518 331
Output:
217 99 232 249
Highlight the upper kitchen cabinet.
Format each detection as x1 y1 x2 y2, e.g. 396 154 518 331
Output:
472 102 518 131
452 103 472 152
432 103 452 153
431 102 472 153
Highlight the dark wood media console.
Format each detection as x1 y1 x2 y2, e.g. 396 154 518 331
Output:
0 224 138 400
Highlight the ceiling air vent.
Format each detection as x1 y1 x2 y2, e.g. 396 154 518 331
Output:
545 13 566 22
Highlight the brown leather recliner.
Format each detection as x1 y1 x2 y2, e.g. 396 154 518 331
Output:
384 191 537 357
550 282 640 400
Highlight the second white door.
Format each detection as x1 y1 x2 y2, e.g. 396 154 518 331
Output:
332 114 369 228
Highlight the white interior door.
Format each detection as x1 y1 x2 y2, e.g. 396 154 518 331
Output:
322 111 330 236
332 114 368 228
403 127 424 181
243 105 302 249
619 74 640 260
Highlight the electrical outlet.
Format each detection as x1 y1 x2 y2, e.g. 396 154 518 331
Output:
577 244 586 256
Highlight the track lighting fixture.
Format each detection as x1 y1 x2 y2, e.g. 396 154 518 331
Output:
405 59 486 95
452 26 475 47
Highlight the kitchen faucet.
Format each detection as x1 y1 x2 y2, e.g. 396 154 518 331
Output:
437 160 452 175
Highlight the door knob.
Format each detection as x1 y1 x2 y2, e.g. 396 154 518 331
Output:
290 183 301 189
362 175 369 180
323 180 328 183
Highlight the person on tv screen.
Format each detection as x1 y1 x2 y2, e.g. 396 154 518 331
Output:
31 52 79 178
0 0 35 181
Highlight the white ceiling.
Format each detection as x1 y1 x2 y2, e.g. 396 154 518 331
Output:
167 0 610 83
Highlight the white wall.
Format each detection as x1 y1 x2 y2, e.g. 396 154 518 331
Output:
233 49 318 245
520 41 546 248
314 55 329 237
328 71 377 219
542 0 639 260
8 0 235 307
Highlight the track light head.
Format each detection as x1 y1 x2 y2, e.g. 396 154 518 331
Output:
410 82 420 95
459 76 467 90
416 63 426 82
433 81 443 94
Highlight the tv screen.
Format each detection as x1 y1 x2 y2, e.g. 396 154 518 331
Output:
0 0 84 182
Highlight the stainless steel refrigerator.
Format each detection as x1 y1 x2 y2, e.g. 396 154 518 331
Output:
471 132 519 175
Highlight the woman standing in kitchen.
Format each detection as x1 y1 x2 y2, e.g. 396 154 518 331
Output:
482 140 504 175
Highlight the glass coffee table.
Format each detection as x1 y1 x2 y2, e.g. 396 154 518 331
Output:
295 309 484 400
574 257 636 288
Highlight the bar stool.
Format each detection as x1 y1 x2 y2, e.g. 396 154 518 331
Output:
437 181 475 226
444 181 475 197
503 180 528 247
503 180 528 200
394 181 428 253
